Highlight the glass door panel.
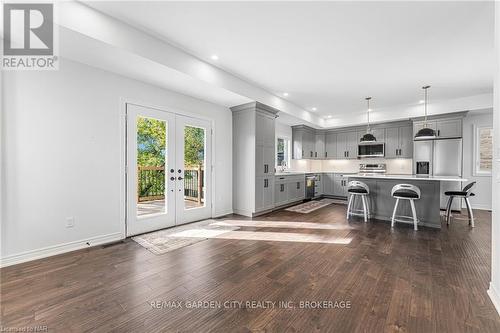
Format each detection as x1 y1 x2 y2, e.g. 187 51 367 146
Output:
183 126 206 210
126 104 176 236
175 115 212 225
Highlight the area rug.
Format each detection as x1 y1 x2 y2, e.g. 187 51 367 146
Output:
132 219 239 255
284 198 337 214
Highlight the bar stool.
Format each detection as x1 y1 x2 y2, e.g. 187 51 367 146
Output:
391 184 421 231
346 181 370 222
444 181 476 227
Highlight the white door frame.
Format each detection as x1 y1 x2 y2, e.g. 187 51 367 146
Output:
121 100 215 237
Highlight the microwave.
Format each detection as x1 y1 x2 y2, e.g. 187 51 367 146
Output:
358 142 385 158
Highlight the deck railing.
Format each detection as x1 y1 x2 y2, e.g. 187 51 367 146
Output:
137 166 204 203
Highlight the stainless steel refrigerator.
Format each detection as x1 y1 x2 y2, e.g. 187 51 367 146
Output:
414 138 463 211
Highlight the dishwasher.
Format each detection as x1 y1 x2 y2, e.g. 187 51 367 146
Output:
305 175 316 200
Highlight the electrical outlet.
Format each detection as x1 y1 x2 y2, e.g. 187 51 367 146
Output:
66 217 75 228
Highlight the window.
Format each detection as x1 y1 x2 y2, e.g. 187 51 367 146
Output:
474 126 493 176
276 137 290 167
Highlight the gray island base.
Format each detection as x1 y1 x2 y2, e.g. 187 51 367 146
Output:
347 175 467 229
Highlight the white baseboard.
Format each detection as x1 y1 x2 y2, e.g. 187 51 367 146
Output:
0 232 124 268
488 282 500 316
213 209 233 218
472 204 492 211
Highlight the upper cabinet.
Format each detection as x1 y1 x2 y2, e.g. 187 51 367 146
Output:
336 131 357 159
325 133 337 159
385 125 412 158
314 132 325 159
413 117 463 139
291 113 464 161
292 126 315 159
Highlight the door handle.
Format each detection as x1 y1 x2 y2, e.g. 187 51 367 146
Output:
178 169 182 173
170 169 174 173
178 176 184 180
170 177 175 181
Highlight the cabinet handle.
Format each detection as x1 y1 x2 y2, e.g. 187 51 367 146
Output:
310 151 313 157
297 182 300 189
325 152 328 158
281 184 285 192
264 179 268 188
315 152 317 158
437 129 440 137
302 149 304 157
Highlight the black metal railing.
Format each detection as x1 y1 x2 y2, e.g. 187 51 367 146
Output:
137 166 204 203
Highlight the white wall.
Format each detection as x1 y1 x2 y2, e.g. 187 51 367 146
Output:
462 111 493 210
1 59 233 264
488 1 500 316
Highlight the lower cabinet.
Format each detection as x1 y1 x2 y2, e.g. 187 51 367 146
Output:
333 174 349 197
274 175 305 207
323 173 335 195
255 176 275 212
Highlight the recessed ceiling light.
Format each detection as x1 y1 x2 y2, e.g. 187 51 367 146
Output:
419 100 425 104
211 54 219 60
368 108 373 112
283 92 289 97
311 107 317 111
326 115 332 119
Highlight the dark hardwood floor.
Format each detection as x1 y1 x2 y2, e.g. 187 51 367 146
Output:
1 204 499 332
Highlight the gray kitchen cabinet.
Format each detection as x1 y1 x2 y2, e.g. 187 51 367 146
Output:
255 177 274 212
398 125 413 157
314 132 325 159
413 117 463 139
232 102 279 217
325 133 337 159
323 173 335 195
275 174 305 207
333 174 349 197
256 145 275 176
336 131 358 159
292 126 315 159
356 128 385 143
385 125 412 158
436 119 462 138
274 180 288 206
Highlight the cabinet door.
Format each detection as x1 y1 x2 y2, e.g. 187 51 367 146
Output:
263 177 274 209
263 146 275 175
333 175 344 196
315 133 325 159
255 177 264 211
398 125 413 158
413 121 437 137
325 133 337 159
346 131 358 159
322 173 333 195
255 145 265 176
436 119 462 138
385 127 399 158
264 115 275 147
255 113 265 146
306 131 315 159
336 133 347 159
292 129 304 159
275 181 288 205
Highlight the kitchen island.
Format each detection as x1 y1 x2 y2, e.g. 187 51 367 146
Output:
348 174 467 229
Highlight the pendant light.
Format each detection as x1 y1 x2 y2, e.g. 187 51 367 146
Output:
414 85 436 140
360 97 376 142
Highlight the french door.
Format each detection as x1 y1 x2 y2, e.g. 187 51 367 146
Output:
126 104 212 236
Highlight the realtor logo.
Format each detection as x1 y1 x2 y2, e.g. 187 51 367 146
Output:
2 2 58 70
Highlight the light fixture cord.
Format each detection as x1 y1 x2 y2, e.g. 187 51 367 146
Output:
366 97 371 132
423 85 430 125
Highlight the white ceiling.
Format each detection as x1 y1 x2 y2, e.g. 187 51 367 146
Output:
85 1 494 119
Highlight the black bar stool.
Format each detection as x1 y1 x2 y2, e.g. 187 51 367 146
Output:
444 181 476 227
346 181 370 222
391 184 421 231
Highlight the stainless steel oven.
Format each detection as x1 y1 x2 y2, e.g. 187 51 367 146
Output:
358 142 384 158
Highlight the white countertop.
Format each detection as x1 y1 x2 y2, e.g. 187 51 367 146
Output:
350 174 467 182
